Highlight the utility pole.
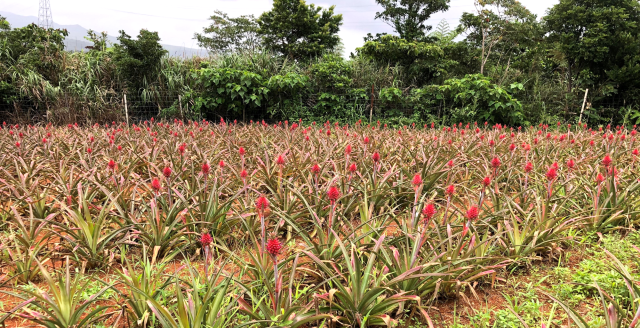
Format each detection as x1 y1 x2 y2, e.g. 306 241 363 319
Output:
38 0 54 29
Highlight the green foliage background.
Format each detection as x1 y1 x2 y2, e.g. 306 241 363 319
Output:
1 0 640 126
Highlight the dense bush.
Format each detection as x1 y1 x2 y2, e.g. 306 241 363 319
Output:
189 66 268 120
112 29 167 93
438 74 524 125
356 34 447 85
0 24 68 107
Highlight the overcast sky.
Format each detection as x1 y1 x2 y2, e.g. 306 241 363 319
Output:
3 0 559 54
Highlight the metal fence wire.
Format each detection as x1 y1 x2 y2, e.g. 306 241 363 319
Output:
0 90 637 125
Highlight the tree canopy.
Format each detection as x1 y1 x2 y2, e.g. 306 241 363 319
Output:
374 0 450 41
112 29 167 92
545 0 640 95
195 10 259 54
257 0 343 60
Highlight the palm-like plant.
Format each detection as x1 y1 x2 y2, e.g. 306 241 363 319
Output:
50 184 128 268
497 195 575 258
583 173 640 233
0 240 47 284
305 234 422 327
146 262 237 328
190 180 240 241
236 253 333 328
118 195 189 260
1 258 113 328
1 207 53 283
114 247 175 327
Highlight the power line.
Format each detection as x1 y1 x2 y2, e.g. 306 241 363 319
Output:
343 18 461 26
108 9 208 22
105 8 460 27
330 3 471 9
105 3 472 18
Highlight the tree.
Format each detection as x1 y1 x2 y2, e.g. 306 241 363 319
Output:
112 29 167 93
310 54 352 93
460 0 540 76
374 0 450 41
0 24 68 82
84 30 109 52
257 0 343 60
0 23 68 106
194 10 259 54
0 15 9 31
356 34 446 85
428 20 478 78
544 0 640 95
428 19 461 46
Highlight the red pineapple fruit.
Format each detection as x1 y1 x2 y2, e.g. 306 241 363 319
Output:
422 203 436 222
200 233 213 247
546 167 557 181
327 186 340 204
201 162 211 176
266 238 282 257
256 196 269 216
491 157 501 169
525 162 533 173
466 206 479 221
412 174 423 189
151 178 161 193
311 164 321 175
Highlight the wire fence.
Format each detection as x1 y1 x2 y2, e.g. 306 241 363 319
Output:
0 90 637 125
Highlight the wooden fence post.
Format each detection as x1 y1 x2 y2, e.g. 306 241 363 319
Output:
124 94 129 126
370 84 374 124
578 89 589 124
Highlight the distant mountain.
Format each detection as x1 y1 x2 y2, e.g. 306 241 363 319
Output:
0 11 207 58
